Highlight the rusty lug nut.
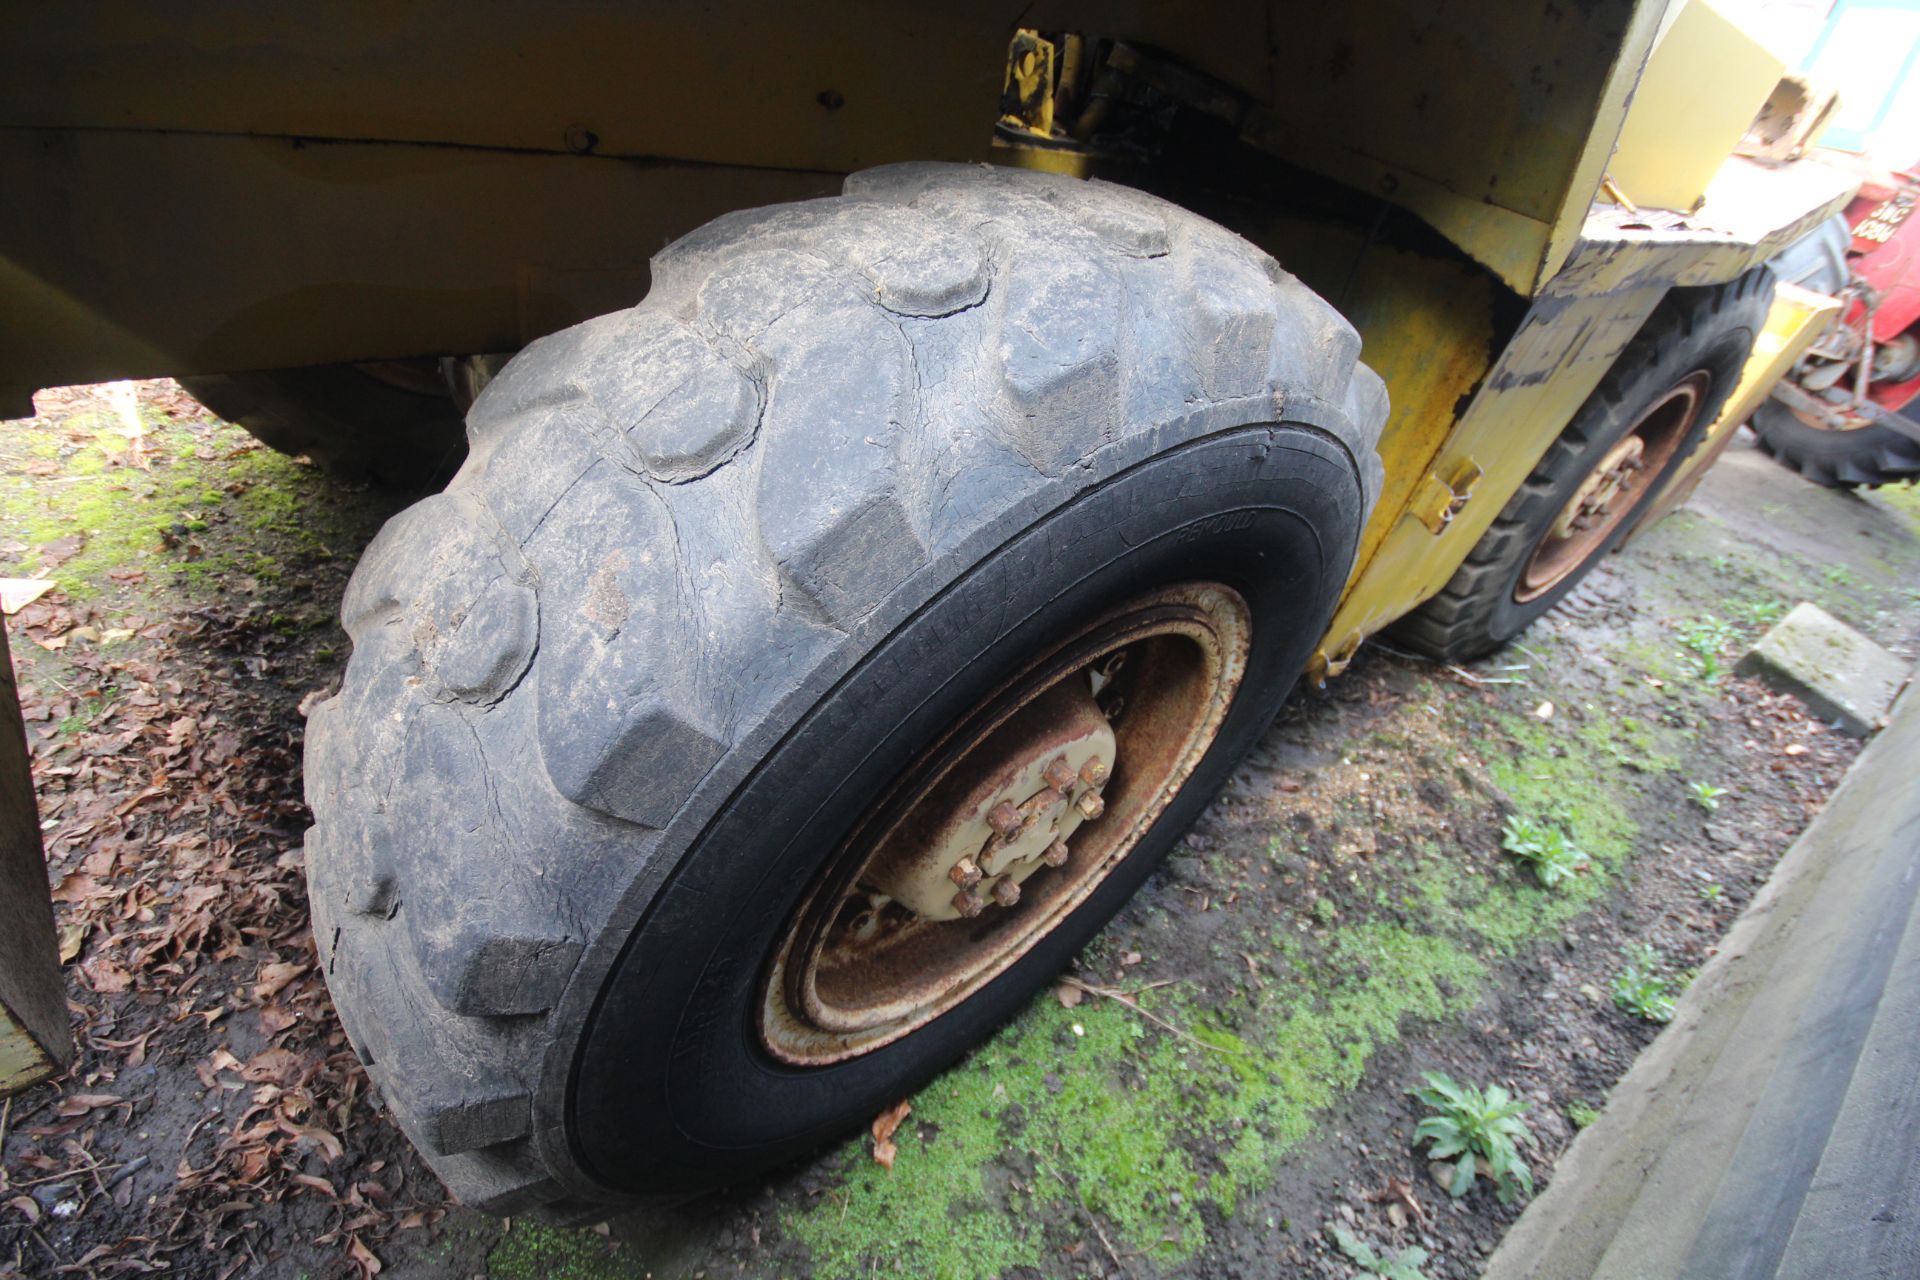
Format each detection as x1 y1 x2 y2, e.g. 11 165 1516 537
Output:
992 878 1021 907
1043 839 1070 867
1079 757 1108 787
1044 757 1077 790
1076 791 1105 820
988 801 1022 838
949 857 982 890
952 889 986 918
1034 787 1064 811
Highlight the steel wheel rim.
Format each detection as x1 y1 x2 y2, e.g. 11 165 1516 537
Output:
759 582 1251 1066
1517 371 1709 603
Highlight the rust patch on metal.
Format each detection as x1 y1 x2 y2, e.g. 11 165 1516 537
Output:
1516 371 1708 603
759 582 1250 1065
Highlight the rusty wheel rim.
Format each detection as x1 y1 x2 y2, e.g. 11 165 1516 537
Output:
760 583 1250 1066
1516 371 1710 603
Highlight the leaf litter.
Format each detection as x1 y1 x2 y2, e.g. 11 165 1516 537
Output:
1 381 434 1278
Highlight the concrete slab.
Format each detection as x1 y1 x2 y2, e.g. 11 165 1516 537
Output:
1738 601 1910 736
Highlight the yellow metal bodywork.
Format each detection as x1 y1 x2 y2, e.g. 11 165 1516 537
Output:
1609 0 1786 214
0 0 1865 668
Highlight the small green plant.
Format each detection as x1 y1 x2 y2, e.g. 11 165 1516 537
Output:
1699 881 1724 903
1330 1225 1430 1279
1732 596 1785 628
1688 781 1728 812
1410 1070 1536 1203
1677 615 1738 656
1501 815 1587 888
1567 1100 1601 1130
1822 564 1856 586
1677 615 1739 680
1611 943 1678 1023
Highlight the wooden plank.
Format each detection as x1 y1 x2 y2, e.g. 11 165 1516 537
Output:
0 609 70 1095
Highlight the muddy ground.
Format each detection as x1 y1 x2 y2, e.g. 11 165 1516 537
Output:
2 382 1917 1280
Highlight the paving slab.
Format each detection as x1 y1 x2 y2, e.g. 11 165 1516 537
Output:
1738 600 1910 736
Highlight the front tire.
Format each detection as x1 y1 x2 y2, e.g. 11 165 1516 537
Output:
304 163 1386 1215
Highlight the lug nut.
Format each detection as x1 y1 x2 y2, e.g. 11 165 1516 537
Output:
952 889 985 918
1043 839 1070 867
949 857 982 889
1034 787 1064 811
988 801 1022 838
1076 791 1105 820
1079 757 1108 787
992 878 1021 907
1044 757 1077 790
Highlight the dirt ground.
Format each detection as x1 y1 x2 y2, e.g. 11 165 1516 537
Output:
2 381 1916 1280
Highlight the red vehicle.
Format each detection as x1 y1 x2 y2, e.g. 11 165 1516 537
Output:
1755 161 1920 486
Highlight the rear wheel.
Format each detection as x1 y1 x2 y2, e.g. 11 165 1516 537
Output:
1395 270 1772 661
1750 396 1920 489
304 162 1386 1214
182 360 468 487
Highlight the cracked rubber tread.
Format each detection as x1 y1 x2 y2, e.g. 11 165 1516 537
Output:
304 162 1387 1213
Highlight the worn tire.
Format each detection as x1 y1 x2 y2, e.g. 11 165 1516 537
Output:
304 162 1387 1215
182 362 468 487
1394 271 1772 662
1750 397 1920 489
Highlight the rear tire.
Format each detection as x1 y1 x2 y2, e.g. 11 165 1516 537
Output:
182 361 468 487
1395 270 1772 662
303 162 1387 1215
1750 397 1920 489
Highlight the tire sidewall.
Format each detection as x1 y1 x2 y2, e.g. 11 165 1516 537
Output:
564 426 1362 1195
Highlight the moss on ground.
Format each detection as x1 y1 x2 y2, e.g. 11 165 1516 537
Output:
488 1221 638 1280
764 702 1683 1278
0 401 340 620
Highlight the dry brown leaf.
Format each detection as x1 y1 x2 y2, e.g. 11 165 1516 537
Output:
347 1235 383 1278
79 953 132 993
55 1092 124 1116
870 1099 912 1171
242 1045 303 1084
293 1173 338 1197
254 960 305 1001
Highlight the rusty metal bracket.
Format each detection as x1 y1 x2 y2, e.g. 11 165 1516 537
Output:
1307 629 1365 685
1770 382 1920 444
1406 458 1485 535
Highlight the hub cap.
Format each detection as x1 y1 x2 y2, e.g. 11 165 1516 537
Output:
1517 371 1709 602
760 583 1250 1065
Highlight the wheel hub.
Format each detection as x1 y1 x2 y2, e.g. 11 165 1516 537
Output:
1518 371 1708 602
867 680 1116 921
759 583 1249 1065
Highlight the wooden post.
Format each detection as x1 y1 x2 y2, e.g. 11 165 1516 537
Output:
0 611 70 1094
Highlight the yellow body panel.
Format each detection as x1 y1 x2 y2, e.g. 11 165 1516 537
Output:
0 0 1866 665
1609 0 1786 213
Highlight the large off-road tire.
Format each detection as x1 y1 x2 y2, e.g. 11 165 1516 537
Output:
182 361 468 487
1394 270 1772 662
304 163 1386 1216
1750 397 1920 488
